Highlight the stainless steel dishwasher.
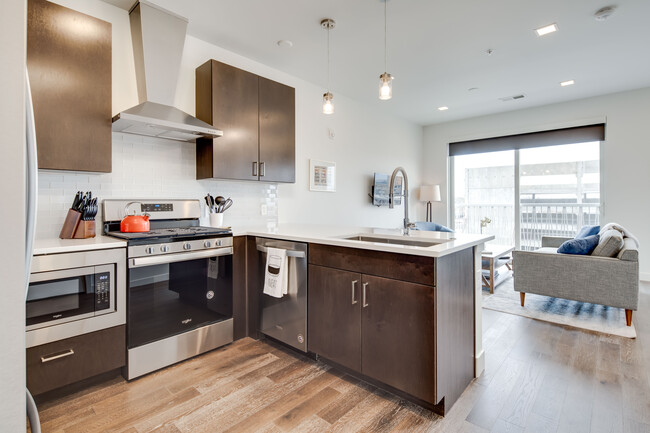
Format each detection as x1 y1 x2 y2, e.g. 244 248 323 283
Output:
256 237 308 352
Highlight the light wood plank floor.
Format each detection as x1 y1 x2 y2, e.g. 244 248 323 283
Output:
30 282 650 433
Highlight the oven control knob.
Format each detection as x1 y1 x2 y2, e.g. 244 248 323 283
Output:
161 245 169 253
145 247 155 254
183 243 192 250
204 241 212 248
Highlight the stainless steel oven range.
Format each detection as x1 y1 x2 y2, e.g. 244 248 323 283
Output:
103 199 233 380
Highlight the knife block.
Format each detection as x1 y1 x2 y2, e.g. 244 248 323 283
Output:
59 209 82 239
73 220 96 239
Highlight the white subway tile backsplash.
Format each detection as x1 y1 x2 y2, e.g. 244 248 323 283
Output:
36 133 278 239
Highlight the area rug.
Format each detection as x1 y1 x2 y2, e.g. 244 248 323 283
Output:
482 276 637 339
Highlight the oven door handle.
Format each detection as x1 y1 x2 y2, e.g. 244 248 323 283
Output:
129 247 233 268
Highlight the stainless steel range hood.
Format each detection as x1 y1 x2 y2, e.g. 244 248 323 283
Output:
112 1 222 141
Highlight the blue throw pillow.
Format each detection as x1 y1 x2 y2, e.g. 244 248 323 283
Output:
557 234 600 255
575 225 600 239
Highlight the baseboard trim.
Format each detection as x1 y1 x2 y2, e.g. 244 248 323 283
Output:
641 272 650 282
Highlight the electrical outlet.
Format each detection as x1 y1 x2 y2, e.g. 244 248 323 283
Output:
260 204 268 215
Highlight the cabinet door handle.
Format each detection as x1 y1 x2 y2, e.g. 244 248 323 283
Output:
260 162 265 177
362 282 369 308
351 280 358 305
252 162 258 177
41 349 74 363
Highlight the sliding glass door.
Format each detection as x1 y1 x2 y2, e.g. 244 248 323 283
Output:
452 151 515 245
451 141 600 249
519 142 600 250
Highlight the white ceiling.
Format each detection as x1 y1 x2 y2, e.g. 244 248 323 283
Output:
130 0 650 125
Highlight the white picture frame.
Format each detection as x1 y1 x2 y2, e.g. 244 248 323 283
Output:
309 159 336 192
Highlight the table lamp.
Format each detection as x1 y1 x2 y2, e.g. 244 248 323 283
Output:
420 185 441 222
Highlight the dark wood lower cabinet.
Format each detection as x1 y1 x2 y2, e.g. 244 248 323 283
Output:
361 274 435 403
307 244 475 415
27 325 125 395
308 265 361 372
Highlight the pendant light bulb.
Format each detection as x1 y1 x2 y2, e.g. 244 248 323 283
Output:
378 0 393 100
379 73 393 100
322 92 334 115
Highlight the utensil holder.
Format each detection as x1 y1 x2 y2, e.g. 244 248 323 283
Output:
209 213 224 228
73 220 96 239
59 209 82 239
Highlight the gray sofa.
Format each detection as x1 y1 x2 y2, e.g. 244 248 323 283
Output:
513 236 639 326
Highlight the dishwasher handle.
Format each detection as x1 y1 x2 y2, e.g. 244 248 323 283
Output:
256 245 305 258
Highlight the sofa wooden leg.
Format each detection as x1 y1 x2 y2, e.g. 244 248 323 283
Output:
625 309 633 327
520 292 525 307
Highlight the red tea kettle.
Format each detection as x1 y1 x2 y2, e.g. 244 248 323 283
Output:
120 201 150 233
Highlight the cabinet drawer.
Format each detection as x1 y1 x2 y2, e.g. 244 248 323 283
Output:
27 325 125 395
309 244 435 286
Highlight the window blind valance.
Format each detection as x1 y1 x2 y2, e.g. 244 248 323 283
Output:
448 123 605 156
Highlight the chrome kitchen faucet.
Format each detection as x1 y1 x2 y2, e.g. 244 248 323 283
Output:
389 166 416 235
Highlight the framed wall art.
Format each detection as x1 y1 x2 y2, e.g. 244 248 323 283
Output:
309 159 336 192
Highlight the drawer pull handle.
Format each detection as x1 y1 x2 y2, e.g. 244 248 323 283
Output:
41 349 74 363
351 280 358 305
362 282 369 308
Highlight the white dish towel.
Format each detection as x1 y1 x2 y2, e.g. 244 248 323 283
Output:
263 247 288 298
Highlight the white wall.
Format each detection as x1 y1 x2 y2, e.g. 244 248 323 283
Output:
39 0 424 238
0 1 26 431
423 87 650 279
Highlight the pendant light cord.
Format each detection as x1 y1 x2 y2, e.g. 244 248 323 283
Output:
384 0 387 73
327 24 331 93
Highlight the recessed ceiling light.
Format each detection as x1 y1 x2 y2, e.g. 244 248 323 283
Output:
560 79 575 87
535 23 558 36
438 106 449 111
276 40 293 48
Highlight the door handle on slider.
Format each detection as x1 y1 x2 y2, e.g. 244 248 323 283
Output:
351 280 358 305
252 161 258 177
362 282 369 308
41 349 74 363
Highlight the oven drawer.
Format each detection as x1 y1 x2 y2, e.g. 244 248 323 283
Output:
26 325 125 395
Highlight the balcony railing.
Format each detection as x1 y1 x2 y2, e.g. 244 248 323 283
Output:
455 203 600 250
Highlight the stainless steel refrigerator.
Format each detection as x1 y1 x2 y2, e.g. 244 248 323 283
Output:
25 69 41 433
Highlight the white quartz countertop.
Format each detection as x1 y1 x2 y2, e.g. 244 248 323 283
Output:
34 236 127 255
232 224 494 258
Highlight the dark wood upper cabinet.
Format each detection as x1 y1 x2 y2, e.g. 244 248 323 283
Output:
27 0 112 173
196 60 259 181
259 77 295 183
195 60 296 183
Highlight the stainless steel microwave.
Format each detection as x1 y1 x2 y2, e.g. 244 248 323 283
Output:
27 264 115 329
26 248 126 348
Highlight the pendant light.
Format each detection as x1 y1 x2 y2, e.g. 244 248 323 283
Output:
379 0 393 100
321 18 335 114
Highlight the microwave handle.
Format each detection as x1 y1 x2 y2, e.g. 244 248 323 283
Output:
129 247 233 268
29 265 97 284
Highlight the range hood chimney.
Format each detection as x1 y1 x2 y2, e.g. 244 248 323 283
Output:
112 1 222 142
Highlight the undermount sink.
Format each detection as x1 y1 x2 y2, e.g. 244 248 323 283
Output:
343 235 449 248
